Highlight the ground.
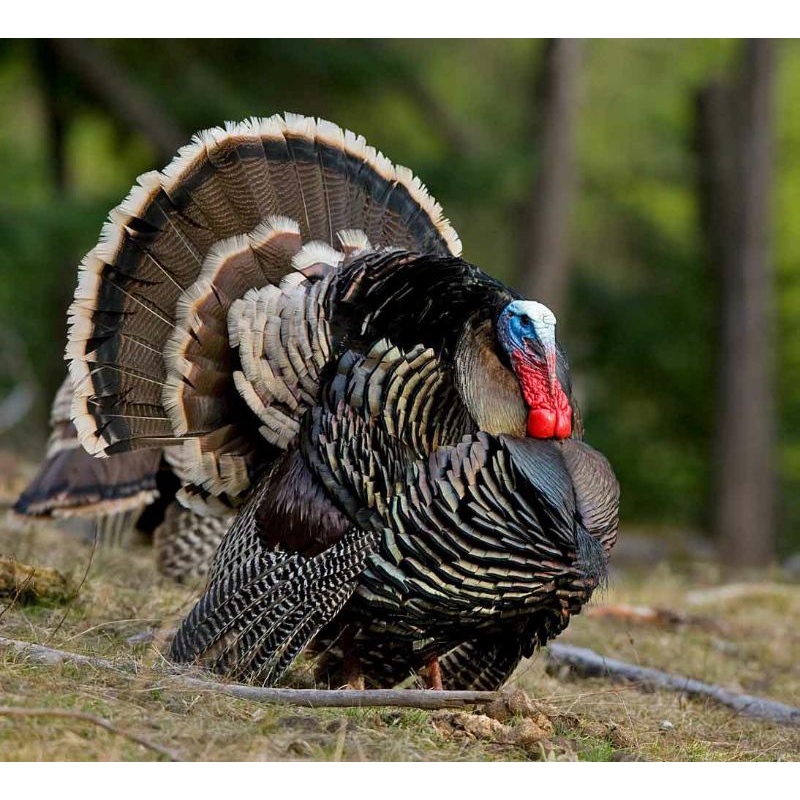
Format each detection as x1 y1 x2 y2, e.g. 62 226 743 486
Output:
1 518 799 762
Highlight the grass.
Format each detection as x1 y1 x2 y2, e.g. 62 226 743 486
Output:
1 519 799 762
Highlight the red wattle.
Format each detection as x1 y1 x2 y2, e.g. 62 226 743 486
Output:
555 404 573 439
512 351 573 440
527 408 557 438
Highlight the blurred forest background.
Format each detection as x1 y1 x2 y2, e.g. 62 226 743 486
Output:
0 39 796 567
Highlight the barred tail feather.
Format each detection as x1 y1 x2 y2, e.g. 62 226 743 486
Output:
153 505 232 582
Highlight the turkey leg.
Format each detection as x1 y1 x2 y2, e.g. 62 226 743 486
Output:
424 655 443 690
341 625 365 690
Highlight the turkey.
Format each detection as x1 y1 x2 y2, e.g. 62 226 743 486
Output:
14 374 232 581
62 113 619 690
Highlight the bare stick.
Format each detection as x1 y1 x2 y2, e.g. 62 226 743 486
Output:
171 675 498 709
0 706 181 761
8 635 799 720
547 643 800 727
0 636 497 709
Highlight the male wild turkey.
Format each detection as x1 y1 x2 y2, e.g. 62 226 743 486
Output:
14 375 232 581
63 113 619 690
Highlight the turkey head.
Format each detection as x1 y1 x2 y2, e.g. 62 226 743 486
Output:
455 299 573 440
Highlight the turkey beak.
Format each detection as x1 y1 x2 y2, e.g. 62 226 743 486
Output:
522 304 560 394
533 325 558 394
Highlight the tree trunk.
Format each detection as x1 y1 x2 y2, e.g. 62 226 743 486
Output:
30 41 72 414
49 39 187 162
516 39 581 317
709 40 776 568
33 40 68 193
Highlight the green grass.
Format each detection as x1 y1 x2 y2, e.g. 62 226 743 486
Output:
1 518 799 761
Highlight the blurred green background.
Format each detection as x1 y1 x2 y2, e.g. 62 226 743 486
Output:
0 39 796 562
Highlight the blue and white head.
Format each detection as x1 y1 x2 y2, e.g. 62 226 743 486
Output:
497 301 557 366
496 300 572 439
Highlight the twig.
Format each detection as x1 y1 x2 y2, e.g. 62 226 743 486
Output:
0 636 498 709
547 643 800 727
0 571 34 621
0 706 181 761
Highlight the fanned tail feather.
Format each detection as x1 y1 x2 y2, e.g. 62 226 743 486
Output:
67 114 461 512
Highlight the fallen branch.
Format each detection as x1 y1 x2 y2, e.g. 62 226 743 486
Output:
547 643 800 728
173 676 498 709
0 636 498 709
0 706 181 761
14 634 796 721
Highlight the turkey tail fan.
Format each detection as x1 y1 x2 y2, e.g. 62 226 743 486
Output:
13 376 161 521
13 374 230 568
67 113 461 508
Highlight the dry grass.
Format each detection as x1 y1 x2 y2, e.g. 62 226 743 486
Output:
1 518 798 762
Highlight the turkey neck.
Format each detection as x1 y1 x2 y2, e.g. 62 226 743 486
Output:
454 320 527 437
